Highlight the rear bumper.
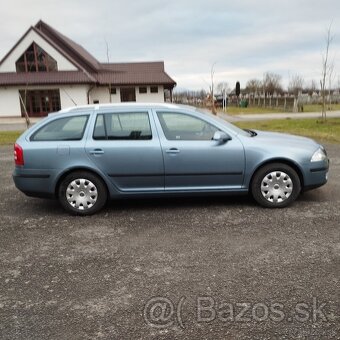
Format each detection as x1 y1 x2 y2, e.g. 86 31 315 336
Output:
13 168 56 198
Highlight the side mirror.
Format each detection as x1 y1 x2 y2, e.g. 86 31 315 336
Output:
213 131 231 143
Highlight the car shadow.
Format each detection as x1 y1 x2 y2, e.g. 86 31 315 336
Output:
104 194 256 213
24 188 327 217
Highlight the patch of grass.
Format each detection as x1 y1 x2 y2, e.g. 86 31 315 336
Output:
235 118 340 144
0 131 23 145
302 104 340 112
219 103 340 114
220 107 284 115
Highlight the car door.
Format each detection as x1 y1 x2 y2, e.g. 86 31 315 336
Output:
154 110 245 190
85 109 164 192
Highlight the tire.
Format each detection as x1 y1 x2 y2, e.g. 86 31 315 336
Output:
58 171 107 215
251 163 301 208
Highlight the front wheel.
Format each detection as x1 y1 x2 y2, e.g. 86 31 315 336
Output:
251 163 301 208
58 171 107 215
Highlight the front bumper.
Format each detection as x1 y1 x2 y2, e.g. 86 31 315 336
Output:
303 159 329 191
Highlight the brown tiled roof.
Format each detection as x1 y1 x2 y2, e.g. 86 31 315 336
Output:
0 71 93 86
97 62 175 86
99 61 165 72
35 21 100 72
0 21 176 88
0 68 176 87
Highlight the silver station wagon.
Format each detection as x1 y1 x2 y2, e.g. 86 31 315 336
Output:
13 103 329 215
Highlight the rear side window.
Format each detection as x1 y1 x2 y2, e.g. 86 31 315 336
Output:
31 115 89 141
93 112 152 140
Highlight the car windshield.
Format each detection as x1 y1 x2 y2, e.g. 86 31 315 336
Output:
195 108 250 137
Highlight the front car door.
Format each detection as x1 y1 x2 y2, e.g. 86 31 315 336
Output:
85 109 164 192
153 110 245 191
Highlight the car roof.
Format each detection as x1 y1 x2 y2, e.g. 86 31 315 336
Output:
57 102 185 115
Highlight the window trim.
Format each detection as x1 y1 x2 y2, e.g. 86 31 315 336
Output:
93 114 108 140
156 111 219 141
30 115 89 142
92 111 153 141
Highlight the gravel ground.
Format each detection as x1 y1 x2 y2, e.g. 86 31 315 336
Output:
0 144 339 340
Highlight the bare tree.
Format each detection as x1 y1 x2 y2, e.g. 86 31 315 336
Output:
210 62 217 115
246 79 262 106
216 82 229 95
328 63 335 110
105 39 112 103
288 74 304 97
19 91 31 129
288 74 304 112
263 72 283 95
320 25 334 121
245 79 262 95
304 80 318 96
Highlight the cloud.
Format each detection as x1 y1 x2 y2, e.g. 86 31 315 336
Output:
1 0 340 90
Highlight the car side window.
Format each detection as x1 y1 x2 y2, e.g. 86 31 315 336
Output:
30 115 89 141
93 112 152 140
157 112 219 141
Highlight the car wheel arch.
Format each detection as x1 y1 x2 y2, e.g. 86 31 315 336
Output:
249 158 304 193
54 167 110 198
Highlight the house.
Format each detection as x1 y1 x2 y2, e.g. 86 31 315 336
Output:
0 20 176 117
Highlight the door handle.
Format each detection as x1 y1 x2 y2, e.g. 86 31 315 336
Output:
166 148 180 154
89 149 104 155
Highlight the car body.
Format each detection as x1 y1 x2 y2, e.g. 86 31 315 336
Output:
13 103 329 214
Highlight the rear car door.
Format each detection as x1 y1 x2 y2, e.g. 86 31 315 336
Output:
85 109 164 192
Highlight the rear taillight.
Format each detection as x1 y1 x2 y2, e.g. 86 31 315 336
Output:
14 143 24 166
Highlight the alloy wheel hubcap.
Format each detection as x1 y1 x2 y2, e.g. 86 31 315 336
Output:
66 178 98 210
261 171 293 203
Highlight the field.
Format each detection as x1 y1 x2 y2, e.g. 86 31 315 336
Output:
223 103 340 115
0 131 22 145
235 118 340 144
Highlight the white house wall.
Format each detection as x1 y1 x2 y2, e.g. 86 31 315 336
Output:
90 86 165 104
0 85 166 117
59 86 88 108
0 85 89 117
90 87 110 104
0 88 21 116
0 30 77 72
136 86 164 103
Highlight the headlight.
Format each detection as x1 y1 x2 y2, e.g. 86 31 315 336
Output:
311 148 327 162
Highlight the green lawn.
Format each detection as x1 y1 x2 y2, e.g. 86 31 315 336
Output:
235 118 340 144
220 107 284 115
302 104 340 112
0 131 22 145
220 104 340 115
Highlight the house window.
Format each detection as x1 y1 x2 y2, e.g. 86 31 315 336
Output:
19 89 61 117
150 86 158 93
110 88 117 95
139 87 147 94
93 100 99 104
16 43 58 73
120 88 136 102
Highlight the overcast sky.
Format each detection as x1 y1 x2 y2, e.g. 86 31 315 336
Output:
1 0 340 91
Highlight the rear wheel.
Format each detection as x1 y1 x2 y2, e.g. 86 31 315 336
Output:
58 171 107 215
251 163 301 208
